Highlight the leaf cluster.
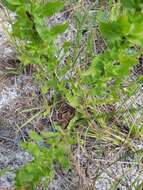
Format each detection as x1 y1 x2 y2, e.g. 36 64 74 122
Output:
16 125 75 190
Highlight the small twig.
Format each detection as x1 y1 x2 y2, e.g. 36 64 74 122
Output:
0 136 15 142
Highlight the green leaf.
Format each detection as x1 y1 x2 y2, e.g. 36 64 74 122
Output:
50 23 68 36
121 0 143 10
66 93 79 108
41 131 57 138
117 54 137 76
16 162 43 189
12 18 39 41
121 0 136 9
2 0 22 8
29 131 43 142
39 1 64 17
5 0 22 5
1 0 21 11
117 15 130 35
27 142 41 157
100 21 122 44
34 17 51 41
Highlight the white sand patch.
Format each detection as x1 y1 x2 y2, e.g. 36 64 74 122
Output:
0 86 18 110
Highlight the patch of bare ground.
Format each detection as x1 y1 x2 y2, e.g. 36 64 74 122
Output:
0 25 39 188
0 68 39 189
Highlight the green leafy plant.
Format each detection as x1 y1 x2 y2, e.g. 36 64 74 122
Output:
1 0 143 189
64 0 143 140
2 0 69 96
16 125 75 190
